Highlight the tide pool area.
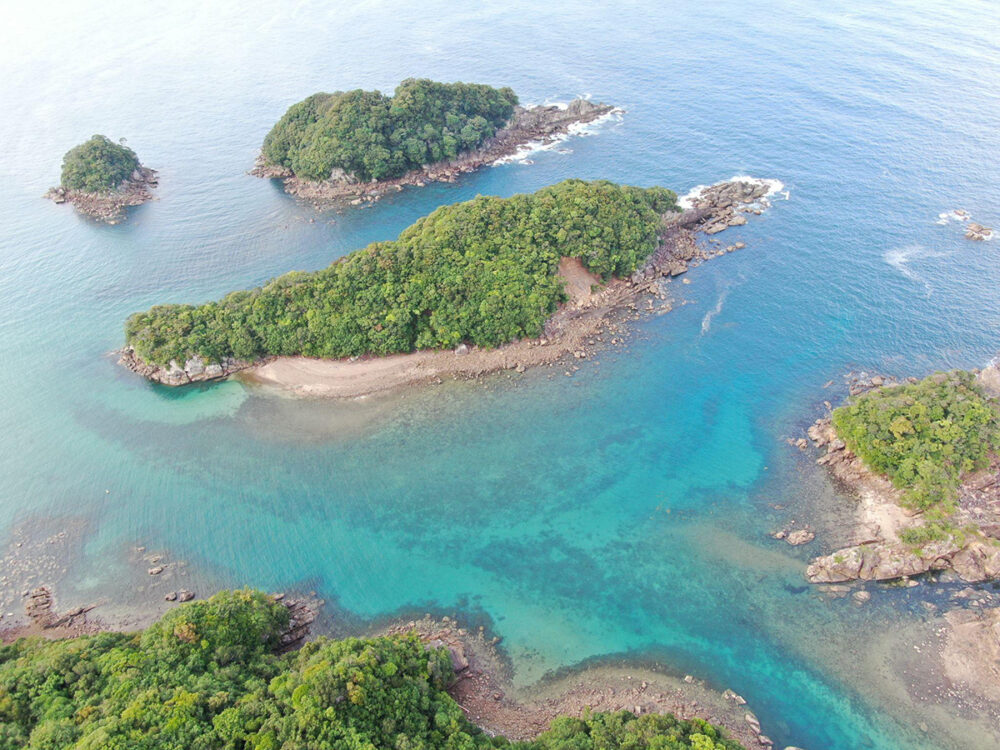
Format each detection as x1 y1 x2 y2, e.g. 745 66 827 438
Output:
1 2 999 748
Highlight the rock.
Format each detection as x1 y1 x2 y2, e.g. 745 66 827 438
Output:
786 529 816 546
853 590 871 604
454 343 470 356
727 214 748 227
164 591 177 601
951 541 1000 582
870 375 884 386
147 566 164 576
177 590 195 602
977 360 1000 398
965 222 994 241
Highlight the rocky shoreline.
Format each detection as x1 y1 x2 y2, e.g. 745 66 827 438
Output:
117 346 259 387
0 573 773 750
45 166 158 223
801 366 1000 585
383 616 777 750
120 178 780 394
250 98 616 206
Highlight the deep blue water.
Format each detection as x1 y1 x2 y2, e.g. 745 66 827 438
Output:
1 2 999 748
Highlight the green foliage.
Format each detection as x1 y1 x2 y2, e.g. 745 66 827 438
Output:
125 180 678 366
60 135 140 193
529 711 744 750
0 591 741 750
832 371 1000 511
262 78 518 181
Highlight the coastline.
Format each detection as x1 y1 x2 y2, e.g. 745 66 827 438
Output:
802 366 1000 585
0 575 769 750
123 178 780 397
45 166 158 224
250 98 617 207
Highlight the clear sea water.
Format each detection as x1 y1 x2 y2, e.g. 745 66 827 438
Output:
2 2 999 748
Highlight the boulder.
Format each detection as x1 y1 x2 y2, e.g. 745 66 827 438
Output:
951 541 1000 582
177 590 195 602
786 529 815 546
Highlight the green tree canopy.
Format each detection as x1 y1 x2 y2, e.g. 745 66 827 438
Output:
60 135 140 193
0 590 743 750
832 370 1000 510
125 180 678 367
261 78 518 181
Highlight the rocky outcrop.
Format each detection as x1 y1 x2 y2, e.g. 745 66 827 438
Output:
252 99 616 206
117 347 259 386
45 166 158 224
965 222 994 241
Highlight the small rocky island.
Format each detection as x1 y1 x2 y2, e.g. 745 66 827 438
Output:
251 78 616 205
119 178 779 393
803 364 1000 584
46 134 157 223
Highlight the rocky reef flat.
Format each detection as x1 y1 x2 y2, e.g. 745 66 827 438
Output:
251 99 617 206
45 166 158 224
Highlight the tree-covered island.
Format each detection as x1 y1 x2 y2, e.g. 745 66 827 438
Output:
119 178 774 390
45 134 157 223
252 79 616 204
0 589 745 749
806 366 1000 584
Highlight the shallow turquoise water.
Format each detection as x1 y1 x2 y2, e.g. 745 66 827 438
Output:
1 2 999 748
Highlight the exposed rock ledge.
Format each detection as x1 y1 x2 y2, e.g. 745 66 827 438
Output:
118 347 261 386
45 167 158 224
805 365 1000 584
120 179 779 394
250 98 616 206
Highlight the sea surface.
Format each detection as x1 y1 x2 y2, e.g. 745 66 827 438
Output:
1 2 999 748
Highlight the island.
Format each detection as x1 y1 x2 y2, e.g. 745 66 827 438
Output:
0 589 752 749
119 178 779 394
45 134 157 223
802 363 1000 584
251 78 617 205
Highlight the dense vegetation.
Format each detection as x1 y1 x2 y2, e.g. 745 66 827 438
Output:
261 79 519 182
125 180 678 367
0 590 742 750
832 370 1000 512
60 135 140 193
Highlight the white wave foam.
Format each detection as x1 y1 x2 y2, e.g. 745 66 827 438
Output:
883 244 948 292
678 175 785 211
700 288 730 336
492 106 624 166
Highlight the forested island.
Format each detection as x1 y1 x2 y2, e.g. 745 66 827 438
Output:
119 178 777 392
45 135 157 223
252 79 616 204
0 589 745 749
804 364 1000 583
